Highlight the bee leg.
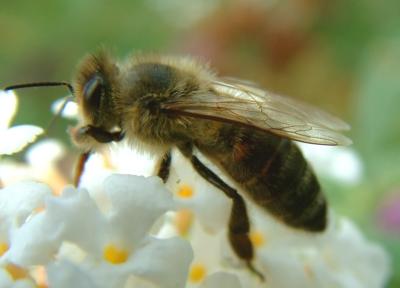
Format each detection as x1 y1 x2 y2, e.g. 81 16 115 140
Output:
74 151 91 187
78 125 124 143
189 154 265 281
156 150 172 183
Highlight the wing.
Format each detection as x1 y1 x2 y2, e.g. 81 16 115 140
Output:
161 77 352 146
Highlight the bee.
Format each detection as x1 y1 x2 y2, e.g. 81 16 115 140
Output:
5 50 351 279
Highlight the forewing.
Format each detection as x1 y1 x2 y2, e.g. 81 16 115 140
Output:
162 77 352 146
217 77 351 131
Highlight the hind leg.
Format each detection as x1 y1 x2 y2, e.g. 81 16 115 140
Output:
177 144 264 280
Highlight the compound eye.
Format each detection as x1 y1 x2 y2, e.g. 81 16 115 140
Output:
83 74 104 111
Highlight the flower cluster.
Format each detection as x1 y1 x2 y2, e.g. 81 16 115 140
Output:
0 90 391 287
0 174 194 288
0 156 391 287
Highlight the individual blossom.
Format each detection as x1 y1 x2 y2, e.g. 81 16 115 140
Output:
0 181 51 251
51 96 79 120
0 180 52 286
298 143 363 185
0 90 43 156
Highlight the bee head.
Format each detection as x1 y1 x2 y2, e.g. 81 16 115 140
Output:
71 51 125 150
74 50 121 130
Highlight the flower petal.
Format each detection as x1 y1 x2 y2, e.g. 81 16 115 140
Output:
47 260 101 288
51 97 78 119
322 218 391 288
5 186 106 266
0 268 14 287
255 214 391 288
103 174 175 247
5 212 62 266
129 236 193 288
25 139 65 168
299 144 363 185
0 125 43 155
0 266 37 288
0 90 18 129
44 187 107 256
0 181 51 230
199 272 242 288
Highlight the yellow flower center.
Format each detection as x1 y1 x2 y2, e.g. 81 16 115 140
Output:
34 266 48 288
5 263 29 280
177 184 194 198
175 209 194 236
189 263 207 283
250 231 266 248
103 244 129 264
304 263 315 279
0 242 9 256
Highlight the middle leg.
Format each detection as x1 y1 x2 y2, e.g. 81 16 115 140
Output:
156 150 172 183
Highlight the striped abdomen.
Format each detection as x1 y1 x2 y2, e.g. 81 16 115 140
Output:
198 125 327 232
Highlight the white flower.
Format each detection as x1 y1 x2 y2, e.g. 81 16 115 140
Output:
0 181 51 287
298 143 363 185
77 143 157 196
0 266 36 288
0 139 67 193
2 174 193 288
0 181 51 248
46 235 191 288
246 205 391 288
25 139 65 170
0 90 43 156
182 219 229 287
51 97 78 119
155 148 390 287
47 260 100 288
157 150 244 286
0 137 390 287
166 150 231 233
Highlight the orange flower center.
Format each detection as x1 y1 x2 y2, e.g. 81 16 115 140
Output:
103 244 129 264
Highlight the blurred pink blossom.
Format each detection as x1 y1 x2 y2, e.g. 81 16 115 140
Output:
377 189 400 234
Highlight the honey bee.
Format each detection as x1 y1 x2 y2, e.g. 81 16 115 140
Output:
5 50 351 279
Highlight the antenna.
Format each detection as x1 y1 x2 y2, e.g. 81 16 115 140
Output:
5 81 74 95
4 81 75 134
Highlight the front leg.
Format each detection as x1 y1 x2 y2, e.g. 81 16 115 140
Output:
178 145 264 280
74 151 91 187
156 150 172 183
71 125 124 187
77 125 125 143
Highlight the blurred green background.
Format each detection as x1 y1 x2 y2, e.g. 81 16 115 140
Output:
1 0 399 286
